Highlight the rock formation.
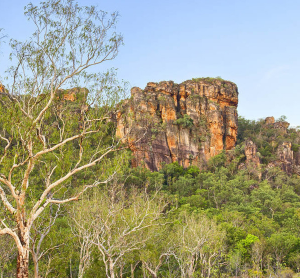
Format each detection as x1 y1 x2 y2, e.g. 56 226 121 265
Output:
264 116 290 135
116 78 238 171
264 117 275 125
276 142 294 174
244 117 300 176
239 140 261 179
244 140 260 166
57 87 89 103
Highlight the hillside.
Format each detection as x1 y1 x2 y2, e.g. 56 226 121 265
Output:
117 78 300 178
1 78 300 277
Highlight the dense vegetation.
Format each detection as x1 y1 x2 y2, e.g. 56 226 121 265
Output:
1 0 300 277
1 115 300 278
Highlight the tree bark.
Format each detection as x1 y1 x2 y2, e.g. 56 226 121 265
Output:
17 248 30 278
16 221 30 278
32 253 39 278
109 258 115 278
142 262 158 278
130 262 140 278
131 264 135 278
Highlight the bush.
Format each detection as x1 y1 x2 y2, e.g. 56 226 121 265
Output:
174 114 194 128
292 144 300 152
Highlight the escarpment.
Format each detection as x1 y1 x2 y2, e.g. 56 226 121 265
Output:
116 78 238 171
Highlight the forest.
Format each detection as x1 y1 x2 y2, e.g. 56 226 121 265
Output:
1 0 300 278
1 109 300 278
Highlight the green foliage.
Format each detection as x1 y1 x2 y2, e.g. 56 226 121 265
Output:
277 115 288 122
189 94 203 102
191 76 227 83
173 114 194 128
237 115 300 165
207 151 227 170
157 95 166 101
236 234 259 260
0 0 129 276
1 1 300 275
292 144 300 152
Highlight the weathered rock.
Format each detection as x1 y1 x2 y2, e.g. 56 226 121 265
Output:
274 121 290 132
264 116 290 134
240 140 261 179
116 78 238 171
265 116 275 125
276 142 294 174
244 140 260 167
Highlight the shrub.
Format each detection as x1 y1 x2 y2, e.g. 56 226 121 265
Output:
292 144 300 153
174 114 194 128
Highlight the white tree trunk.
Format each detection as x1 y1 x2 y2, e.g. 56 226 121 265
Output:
32 253 39 278
17 247 30 278
16 224 30 278
109 258 115 278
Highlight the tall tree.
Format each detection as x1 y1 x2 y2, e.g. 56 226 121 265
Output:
0 0 126 277
70 183 169 278
30 205 62 278
171 212 225 278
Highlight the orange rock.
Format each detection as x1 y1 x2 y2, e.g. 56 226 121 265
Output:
116 78 239 171
63 92 76 101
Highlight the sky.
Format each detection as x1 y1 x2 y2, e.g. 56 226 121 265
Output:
0 0 300 126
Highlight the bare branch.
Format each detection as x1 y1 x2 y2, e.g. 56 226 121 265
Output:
0 227 22 251
0 185 16 214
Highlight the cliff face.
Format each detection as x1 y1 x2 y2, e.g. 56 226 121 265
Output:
117 78 238 171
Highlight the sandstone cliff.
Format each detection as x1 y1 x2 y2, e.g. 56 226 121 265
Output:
116 78 238 171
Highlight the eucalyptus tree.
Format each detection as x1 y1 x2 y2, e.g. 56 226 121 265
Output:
30 205 63 278
171 212 225 278
0 0 127 277
71 183 169 278
139 225 173 278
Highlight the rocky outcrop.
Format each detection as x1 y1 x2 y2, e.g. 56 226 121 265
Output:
262 116 300 175
264 116 290 134
239 140 261 179
240 139 299 177
116 78 238 171
56 87 89 115
264 141 300 175
57 87 88 103
264 117 275 125
0 84 88 105
276 142 294 174
244 140 261 168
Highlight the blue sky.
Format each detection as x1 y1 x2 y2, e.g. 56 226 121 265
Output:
1 0 300 126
